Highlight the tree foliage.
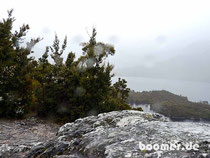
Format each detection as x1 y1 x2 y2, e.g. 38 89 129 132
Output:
0 10 134 122
0 10 41 118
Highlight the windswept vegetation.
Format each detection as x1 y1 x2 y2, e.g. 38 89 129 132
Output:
128 90 210 121
0 10 136 123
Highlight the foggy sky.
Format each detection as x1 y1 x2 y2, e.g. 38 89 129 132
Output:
1 0 210 83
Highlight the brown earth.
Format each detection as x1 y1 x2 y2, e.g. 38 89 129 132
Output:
0 117 60 157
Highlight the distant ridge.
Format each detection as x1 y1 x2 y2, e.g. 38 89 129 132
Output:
128 90 210 121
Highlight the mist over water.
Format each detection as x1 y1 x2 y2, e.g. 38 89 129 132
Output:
112 76 210 103
132 104 155 113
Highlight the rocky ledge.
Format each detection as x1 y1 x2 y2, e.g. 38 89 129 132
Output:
22 110 210 158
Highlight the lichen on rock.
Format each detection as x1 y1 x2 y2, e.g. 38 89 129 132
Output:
24 110 210 158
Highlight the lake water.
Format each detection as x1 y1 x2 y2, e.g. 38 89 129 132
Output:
112 76 210 103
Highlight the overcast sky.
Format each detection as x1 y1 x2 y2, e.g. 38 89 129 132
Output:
1 0 210 81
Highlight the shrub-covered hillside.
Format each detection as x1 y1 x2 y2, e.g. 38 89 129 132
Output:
128 90 210 121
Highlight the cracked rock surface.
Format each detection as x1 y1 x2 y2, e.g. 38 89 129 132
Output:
24 110 210 158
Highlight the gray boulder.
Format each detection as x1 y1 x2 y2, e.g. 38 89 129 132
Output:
25 110 210 158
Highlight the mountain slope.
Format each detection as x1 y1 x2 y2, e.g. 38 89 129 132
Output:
128 90 210 121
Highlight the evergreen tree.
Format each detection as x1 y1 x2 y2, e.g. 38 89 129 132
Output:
0 10 133 122
76 28 130 115
0 10 40 118
113 78 130 103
